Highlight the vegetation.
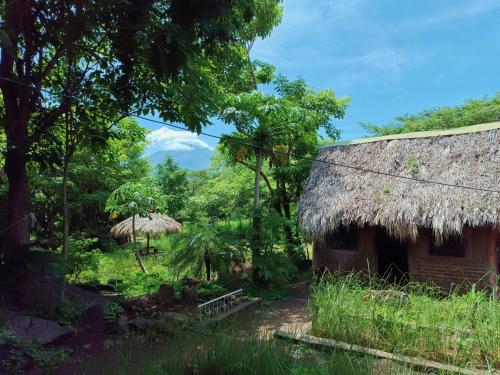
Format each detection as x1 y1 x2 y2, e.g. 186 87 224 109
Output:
310 273 500 370
73 328 377 375
362 93 500 136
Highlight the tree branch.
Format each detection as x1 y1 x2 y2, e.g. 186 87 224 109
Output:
238 160 274 194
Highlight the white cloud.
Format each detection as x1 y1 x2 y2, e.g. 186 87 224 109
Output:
146 127 213 152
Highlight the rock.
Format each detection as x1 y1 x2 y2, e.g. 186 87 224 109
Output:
181 287 197 303
118 315 129 333
9 314 74 345
15 273 61 315
127 317 151 333
124 294 155 311
157 284 175 305
79 305 105 334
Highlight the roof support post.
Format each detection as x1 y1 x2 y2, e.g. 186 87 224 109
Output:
486 229 498 294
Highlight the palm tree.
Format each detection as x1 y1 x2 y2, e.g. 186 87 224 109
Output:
169 224 241 281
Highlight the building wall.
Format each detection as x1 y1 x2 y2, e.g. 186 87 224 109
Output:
313 227 377 275
313 226 498 290
409 227 498 290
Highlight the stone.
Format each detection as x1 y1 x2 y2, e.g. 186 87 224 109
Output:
79 305 105 334
9 314 74 345
157 284 175 305
15 273 60 315
127 317 151 333
181 287 197 303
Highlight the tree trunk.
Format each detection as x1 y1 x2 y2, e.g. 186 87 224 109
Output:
62 156 70 260
146 233 150 249
133 215 148 273
251 148 263 281
204 251 211 281
1 0 33 267
4 144 31 264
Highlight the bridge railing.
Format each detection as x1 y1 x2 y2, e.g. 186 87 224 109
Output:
197 288 243 321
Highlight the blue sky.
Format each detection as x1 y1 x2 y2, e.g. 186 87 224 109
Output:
143 0 500 154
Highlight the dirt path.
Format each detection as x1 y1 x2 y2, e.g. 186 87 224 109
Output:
235 281 311 339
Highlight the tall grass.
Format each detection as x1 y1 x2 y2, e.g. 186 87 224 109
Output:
310 273 500 370
73 328 376 375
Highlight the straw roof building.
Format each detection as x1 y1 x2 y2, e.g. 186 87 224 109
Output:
299 122 500 290
111 213 181 247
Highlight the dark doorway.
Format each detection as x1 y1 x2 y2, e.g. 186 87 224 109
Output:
376 229 409 283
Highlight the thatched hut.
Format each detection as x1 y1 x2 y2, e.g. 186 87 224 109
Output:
111 213 182 248
298 122 500 290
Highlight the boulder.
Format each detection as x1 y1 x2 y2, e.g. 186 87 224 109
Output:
9 314 74 345
79 305 105 334
15 273 60 315
127 317 151 333
157 284 175 305
181 287 197 303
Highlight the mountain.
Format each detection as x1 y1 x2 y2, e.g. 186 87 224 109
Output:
148 148 213 170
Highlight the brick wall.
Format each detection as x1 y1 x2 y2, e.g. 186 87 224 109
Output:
409 227 498 290
314 226 498 291
313 227 377 274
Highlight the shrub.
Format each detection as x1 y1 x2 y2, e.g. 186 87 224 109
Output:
65 237 101 283
253 252 297 285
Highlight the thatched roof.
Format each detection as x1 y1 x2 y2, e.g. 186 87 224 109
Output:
298 122 500 240
110 213 182 238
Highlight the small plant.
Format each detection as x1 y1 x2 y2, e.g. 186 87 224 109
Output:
404 155 420 174
55 298 80 325
105 303 125 323
195 281 227 301
0 329 69 373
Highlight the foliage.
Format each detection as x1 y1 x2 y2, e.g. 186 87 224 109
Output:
180 150 256 223
0 329 69 373
168 224 244 280
0 0 283 259
55 298 80 325
361 93 500 136
65 236 101 283
155 156 189 218
253 251 297 285
106 179 166 219
194 281 228 301
310 273 500 370
116 270 176 299
105 303 125 324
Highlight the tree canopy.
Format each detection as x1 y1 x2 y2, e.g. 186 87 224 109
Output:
361 94 500 136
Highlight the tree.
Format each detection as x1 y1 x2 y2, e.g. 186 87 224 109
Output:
155 156 189 218
220 75 350 261
169 224 243 281
0 0 282 267
106 179 166 273
361 94 500 136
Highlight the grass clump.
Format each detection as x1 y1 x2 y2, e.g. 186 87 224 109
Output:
310 272 500 370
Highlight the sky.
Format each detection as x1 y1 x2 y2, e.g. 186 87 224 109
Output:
143 0 500 155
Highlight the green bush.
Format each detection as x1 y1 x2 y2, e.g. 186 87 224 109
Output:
117 270 175 298
65 237 101 283
253 252 297 285
194 281 227 301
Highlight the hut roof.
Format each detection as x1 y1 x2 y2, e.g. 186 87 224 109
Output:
110 213 182 238
298 122 500 240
